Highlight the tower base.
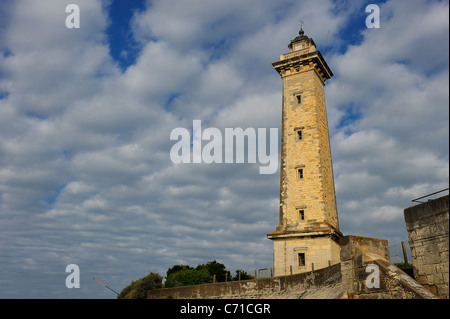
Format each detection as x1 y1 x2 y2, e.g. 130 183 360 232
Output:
267 228 342 277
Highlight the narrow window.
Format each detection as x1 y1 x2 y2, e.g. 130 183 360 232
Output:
297 168 303 179
298 253 306 267
299 210 305 221
296 95 301 104
297 130 303 140
294 127 304 141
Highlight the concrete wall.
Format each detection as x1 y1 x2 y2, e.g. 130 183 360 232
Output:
404 195 449 299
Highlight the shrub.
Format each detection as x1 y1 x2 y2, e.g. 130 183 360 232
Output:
394 262 413 270
232 270 254 281
120 272 163 299
165 268 211 288
166 264 192 278
196 260 231 282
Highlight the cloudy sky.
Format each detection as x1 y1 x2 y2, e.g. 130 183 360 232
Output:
0 0 448 298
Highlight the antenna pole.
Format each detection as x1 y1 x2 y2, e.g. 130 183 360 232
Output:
93 277 124 298
324 29 331 52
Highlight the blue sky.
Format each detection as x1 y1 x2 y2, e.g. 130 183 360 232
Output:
0 0 448 299
106 0 146 70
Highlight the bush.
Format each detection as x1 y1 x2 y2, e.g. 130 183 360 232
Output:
394 262 413 270
232 270 254 281
165 268 211 288
196 260 231 282
166 264 192 278
121 260 239 296
119 272 163 299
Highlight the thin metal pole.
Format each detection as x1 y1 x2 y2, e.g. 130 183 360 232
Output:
401 241 409 267
93 277 124 298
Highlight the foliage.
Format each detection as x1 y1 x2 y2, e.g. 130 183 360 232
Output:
164 268 211 288
394 262 413 270
232 269 254 280
119 272 163 299
196 260 231 282
120 260 253 297
166 264 192 278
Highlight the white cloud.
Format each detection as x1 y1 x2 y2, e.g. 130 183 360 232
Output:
327 0 449 241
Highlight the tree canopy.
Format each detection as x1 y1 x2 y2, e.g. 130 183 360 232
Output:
119 260 254 298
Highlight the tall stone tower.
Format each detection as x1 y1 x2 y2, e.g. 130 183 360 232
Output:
267 28 342 276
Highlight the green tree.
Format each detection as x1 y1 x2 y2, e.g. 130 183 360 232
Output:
196 260 231 282
165 268 211 288
119 272 163 299
166 264 192 278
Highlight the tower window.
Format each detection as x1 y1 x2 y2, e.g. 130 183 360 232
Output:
294 127 304 141
297 168 303 179
296 95 301 104
299 210 305 221
297 130 303 140
294 44 303 51
298 253 306 267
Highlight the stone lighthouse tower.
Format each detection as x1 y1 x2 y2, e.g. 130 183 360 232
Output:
267 28 342 276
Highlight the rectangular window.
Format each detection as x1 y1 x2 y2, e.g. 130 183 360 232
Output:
294 127 304 141
299 210 305 221
296 95 301 104
297 168 303 179
297 130 302 140
298 253 306 267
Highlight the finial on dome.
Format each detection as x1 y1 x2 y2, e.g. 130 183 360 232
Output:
288 21 316 50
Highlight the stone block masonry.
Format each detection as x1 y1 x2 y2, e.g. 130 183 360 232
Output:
147 263 345 299
147 240 438 299
404 195 449 299
339 235 438 299
267 28 341 277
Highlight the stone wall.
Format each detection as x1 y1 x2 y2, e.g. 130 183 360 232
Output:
339 235 438 299
342 257 439 299
270 235 341 276
404 195 449 299
340 235 390 262
147 263 344 299
147 236 437 299
146 235 439 299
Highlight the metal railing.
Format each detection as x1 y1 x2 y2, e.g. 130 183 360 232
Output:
251 260 340 279
411 188 449 205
